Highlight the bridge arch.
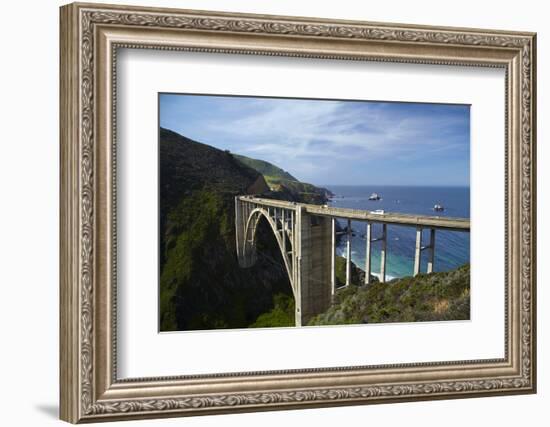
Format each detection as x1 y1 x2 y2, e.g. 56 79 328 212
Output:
241 207 296 298
236 197 335 326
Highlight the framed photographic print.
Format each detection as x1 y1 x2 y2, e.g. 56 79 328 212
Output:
60 2 537 423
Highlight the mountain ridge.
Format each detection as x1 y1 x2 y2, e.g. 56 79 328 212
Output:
232 152 333 204
232 153 298 182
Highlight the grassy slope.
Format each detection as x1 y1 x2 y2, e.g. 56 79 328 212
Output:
233 153 332 204
308 264 470 326
232 153 297 182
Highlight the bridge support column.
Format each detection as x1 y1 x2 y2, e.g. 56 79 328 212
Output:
293 206 306 327
380 223 387 283
414 226 422 276
294 206 332 326
427 228 436 273
364 222 372 285
235 197 245 262
281 210 286 256
413 227 436 276
365 223 387 284
345 219 352 287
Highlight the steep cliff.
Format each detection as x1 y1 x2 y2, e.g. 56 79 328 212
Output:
159 128 290 331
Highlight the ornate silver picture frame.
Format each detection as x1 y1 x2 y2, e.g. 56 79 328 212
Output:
60 2 536 423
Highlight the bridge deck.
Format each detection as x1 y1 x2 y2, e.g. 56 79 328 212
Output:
238 196 470 231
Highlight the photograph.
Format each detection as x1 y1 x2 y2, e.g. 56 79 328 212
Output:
159 94 471 331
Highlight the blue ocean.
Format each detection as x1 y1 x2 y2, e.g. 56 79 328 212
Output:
326 185 470 279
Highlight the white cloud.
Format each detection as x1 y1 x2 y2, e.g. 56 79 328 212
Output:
201 99 466 164
162 95 470 185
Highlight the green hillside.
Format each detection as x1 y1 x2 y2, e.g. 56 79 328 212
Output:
233 153 333 204
159 128 292 331
308 264 470 326
232 153 297 182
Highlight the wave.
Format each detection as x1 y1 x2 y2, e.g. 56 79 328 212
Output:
371 272 396 282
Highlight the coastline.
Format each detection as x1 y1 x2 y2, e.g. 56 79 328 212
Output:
340 252 397 282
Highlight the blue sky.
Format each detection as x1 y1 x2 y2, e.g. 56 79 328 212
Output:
160 94 470 187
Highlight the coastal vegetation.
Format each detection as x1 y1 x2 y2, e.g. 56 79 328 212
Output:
232 153 297 182
247 257 470 327
308 264 470 326
249 293 295 328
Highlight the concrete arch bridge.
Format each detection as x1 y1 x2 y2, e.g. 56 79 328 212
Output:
235 196 470 327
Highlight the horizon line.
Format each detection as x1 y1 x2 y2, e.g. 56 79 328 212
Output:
316 183 470 188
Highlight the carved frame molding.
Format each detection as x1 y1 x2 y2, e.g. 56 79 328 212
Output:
60 2 536 423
